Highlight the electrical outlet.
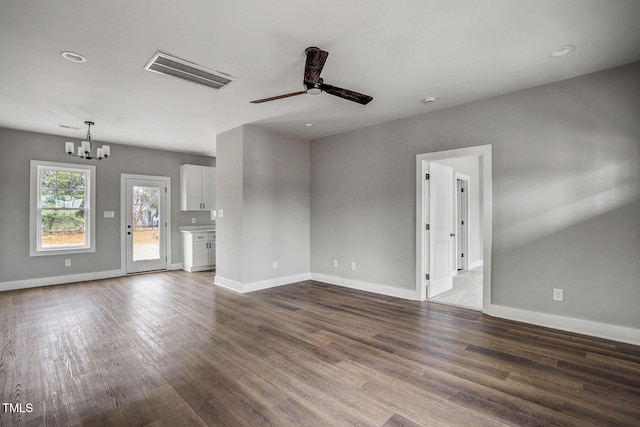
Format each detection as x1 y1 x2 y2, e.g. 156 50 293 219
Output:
273 261 278 270
350 261 356 271
65 259 71 267
333 259 338 268
553 288 563 301
191 218 196 224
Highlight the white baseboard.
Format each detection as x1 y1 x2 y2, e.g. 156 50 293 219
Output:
214 273 311 293
243 273 311 292
184 266 214 272
469 260 484 270
215 272 416 300
214 276 243 292
2 263 181 292
0 269 125 292
485 304 640 346
310 273 418 300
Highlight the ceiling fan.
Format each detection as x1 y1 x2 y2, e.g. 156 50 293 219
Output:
250 47 373 105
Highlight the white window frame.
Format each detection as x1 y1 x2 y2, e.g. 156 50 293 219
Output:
30 160 96 256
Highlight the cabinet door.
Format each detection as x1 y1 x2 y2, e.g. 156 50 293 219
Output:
182 234 194 270
180 164 203 211
207 238 216 266
193 241 209 267
201 166 216 211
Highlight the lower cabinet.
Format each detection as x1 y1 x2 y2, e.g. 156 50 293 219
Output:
182 231 215 272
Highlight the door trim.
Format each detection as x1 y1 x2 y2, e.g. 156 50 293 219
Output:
120 174 172 274
416 145 492 311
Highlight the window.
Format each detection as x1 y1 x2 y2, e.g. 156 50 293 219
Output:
30 161 96 256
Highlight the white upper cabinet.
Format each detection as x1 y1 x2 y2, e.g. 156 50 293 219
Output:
180 164 216 211
201 165 216 210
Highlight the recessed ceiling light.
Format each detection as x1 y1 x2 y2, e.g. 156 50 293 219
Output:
423 97 437 104
61 51 87 63
550 45 574 57
304 123 313 127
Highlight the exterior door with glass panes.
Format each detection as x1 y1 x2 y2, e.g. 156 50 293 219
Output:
125 177 168 273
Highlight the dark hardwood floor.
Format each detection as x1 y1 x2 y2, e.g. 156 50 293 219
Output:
1 271 639 426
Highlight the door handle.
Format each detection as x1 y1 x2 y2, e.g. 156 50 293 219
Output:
450 233 456 237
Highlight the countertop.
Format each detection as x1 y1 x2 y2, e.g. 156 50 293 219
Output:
179 225 216 233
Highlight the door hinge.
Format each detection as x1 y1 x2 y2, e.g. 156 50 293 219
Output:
165 256 167 261
165 222 167 228
425 273 430 280
461 253 464 258
425 224 430 230
461 220 464 225
425 173 430 180
461 188 464 192
164 187 167 193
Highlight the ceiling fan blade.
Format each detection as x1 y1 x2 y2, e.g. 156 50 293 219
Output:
250 91 306 104
304 47 328 85
322 83 373 105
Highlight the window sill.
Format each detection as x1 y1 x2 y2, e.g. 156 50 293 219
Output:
30 247 95 257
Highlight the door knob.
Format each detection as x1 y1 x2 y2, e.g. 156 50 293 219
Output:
450 233 456 237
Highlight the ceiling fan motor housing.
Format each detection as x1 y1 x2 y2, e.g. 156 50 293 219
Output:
305 77 323 95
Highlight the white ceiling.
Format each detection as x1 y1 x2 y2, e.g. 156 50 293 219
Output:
1 0 639 156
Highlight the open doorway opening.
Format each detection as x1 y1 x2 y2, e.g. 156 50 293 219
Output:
429 171 484 310
415 145 492 312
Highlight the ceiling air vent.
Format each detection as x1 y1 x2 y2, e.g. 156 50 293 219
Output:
144 51 236 91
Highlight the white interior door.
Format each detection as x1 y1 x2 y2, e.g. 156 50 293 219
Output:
125 177 168 273
427 162 454 298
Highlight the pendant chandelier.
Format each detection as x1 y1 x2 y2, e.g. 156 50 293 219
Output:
65 121 110 160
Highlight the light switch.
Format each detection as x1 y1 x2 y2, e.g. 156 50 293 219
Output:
211 210 217 220
218 209 224 218
553 288 564 301
103 211 114 218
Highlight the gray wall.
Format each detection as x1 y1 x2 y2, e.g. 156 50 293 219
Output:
0 127 215 283
311 61 640 329
433 156 482 265
216 125 310 284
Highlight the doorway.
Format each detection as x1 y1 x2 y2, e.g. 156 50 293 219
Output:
415 145 492 311
121 174 171 274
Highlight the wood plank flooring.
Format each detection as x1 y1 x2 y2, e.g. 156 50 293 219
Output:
1 271 639 426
